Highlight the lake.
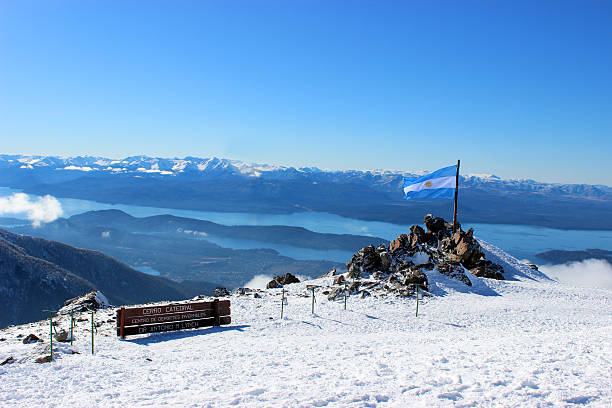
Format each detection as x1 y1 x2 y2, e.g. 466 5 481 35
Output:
2 186 611 264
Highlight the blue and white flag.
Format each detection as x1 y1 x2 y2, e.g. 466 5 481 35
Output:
403 164 457 200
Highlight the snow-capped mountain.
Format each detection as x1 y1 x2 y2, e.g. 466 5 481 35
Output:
1 154 612 230
2 154 610 196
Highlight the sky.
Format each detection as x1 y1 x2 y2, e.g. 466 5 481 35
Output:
1 1 611 185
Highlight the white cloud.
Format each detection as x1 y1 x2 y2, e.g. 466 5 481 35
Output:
0 193 63 227
540 259 612 290
101 231 111 238
244 274 274 289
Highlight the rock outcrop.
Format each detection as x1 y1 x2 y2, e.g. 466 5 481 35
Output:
330 215 505 299
266 273 301 289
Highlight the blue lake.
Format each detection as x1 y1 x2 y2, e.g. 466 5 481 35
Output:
2 186 611 263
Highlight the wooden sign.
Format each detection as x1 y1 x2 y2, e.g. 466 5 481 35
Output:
117 299 231 338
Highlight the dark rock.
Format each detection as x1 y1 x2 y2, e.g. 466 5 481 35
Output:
389 234 408 254
424 214 447 235
360 245 381 271
317 268 337 278
415 262 435 271
35 355 52 364
22 334 42 344
348 281 361 294
327 286 345 300
333 275 346 285
525 262 539 271
1 356 14 366
214 287 230 297
265 279 281 289
54 330 70 343
59 291 110 315
360 290 371 298
438 260 472 286
470 262 504 280
253 292 261 298
379 252 391 271
402 269 428 289
278 273 300 285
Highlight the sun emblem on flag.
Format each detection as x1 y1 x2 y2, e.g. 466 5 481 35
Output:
425 181 432 188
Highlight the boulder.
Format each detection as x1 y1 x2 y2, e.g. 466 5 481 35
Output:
424 214 447 235
54 330 70 343
333 275 346 285
266 279 282 289
316 268 337 278
389 234 408 254
402 269 428 289
59 291 110 315
214 287 230 297
470 261 504 280
278 273 300 285
327 286 345 301
1 356 14 366
379 251 392 271
35 355 52 364
266 273 301 289
438 260 472 286
22 334 42 344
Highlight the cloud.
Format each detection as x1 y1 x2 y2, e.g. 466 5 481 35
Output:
0 193 63 227
244 274 273 289
540 259 612 290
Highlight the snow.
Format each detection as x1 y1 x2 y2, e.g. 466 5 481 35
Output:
1 244 611 407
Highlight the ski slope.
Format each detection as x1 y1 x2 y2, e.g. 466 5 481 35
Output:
1 243 610 407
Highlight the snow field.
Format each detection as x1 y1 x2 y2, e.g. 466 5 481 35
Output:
1 243 611 407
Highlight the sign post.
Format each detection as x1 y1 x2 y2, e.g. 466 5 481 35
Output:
116 300 231 338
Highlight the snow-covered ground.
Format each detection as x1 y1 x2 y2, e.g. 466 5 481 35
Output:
1 244 611 407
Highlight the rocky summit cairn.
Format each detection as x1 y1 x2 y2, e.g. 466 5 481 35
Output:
328 214 504 300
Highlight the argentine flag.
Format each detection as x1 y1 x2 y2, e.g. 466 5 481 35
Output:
403 164 457 200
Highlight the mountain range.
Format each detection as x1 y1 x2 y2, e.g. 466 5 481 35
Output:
1 154 612 230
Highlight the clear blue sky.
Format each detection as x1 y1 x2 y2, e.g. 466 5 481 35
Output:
1 1 611 185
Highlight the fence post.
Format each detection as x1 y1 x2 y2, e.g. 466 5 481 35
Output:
213 299 221 326
415 285 420 317
344 281 347 310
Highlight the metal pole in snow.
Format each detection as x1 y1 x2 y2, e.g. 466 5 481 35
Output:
42 310 56 361
311 287 316 314
70 311 74 346
281 288 285 319
91 311 95 355
344 281 347 310
453 160 460 234
416 285 420 317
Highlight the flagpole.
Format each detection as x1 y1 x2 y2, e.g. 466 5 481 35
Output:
453 159 460 233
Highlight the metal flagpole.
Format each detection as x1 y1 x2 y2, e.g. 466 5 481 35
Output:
453 160 460 233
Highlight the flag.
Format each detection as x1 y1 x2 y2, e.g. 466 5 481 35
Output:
403 164 457 200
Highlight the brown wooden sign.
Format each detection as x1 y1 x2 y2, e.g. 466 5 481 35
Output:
117 299 231 338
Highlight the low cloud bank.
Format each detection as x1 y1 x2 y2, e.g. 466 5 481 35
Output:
0 193 63 227
540 259 612 290
244 274 274 289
